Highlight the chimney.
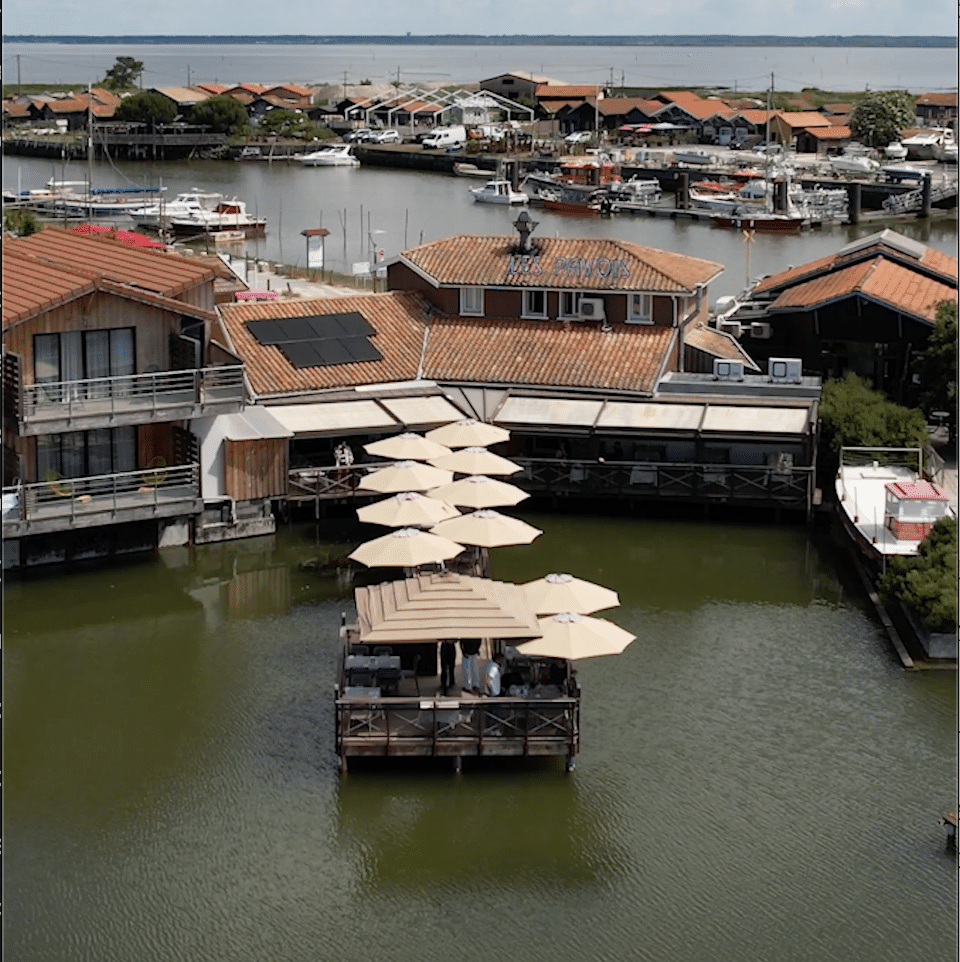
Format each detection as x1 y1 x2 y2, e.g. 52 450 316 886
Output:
512 209 538 253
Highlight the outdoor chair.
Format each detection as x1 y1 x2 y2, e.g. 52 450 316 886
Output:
377 666 401 696
350 644 370 655
400 654 421 695
348 670 374 687
372 646 393 656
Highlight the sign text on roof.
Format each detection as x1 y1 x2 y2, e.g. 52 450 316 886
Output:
508 254 630 280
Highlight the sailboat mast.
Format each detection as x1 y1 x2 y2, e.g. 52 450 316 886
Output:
87 82 94 220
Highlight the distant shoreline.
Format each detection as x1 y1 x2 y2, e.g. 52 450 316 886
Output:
4 34 958 48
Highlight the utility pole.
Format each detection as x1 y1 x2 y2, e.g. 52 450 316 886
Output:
187 63 191 86
17 54 21 96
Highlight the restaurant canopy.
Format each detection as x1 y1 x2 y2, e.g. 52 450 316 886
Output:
355 571 542 644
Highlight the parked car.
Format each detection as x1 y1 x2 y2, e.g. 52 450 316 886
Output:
342 128 376 143
421 125 468 149
564 131 592 145
370 129 401 144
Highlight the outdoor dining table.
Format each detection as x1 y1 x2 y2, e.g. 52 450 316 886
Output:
345 654 401 673
342 686 382 699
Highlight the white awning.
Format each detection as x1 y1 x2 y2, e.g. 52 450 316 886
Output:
223 406 294 441
268 400 398 436
596 402 705 432
378 395 465 427
495 396 604 429
700 405 810 435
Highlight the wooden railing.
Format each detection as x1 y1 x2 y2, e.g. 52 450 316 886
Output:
335 692 580 760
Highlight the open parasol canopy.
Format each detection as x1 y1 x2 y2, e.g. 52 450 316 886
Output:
521 573 620 615
515 612 636 660
355 571 542 643
428 475 530 509
348 527 464 568
357 460 453 494
357 491 461 529
424 418 510 449
363 433 453 462
430 446 521 477
429 509 542 547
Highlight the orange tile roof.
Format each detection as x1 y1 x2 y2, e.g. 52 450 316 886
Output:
400 236 723 293
3 102 32 117
193 83 230 95
218 292 428 396
773 111 831 128
43 97 88 114
822 102 854 114
767 258 956 323
753 234 958 295
805 125 851 139
263 83 313 97
735 109 774 125
3 227 215 328
599 98 663 117
217 291 678 397
422 316 674 394
916 93 958 107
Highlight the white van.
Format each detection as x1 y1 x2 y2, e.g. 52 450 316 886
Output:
421 125 467 149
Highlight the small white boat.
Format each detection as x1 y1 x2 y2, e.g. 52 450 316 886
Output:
168 199 266 236
884 141 908 160
933 130 957 162
602 177 662 209
453 162 495 179
470 180 529 205
43 180 165 217
900 128 952 160
828 153 881 175
297 144 360 167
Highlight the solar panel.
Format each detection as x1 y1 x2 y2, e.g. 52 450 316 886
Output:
246 311 380 368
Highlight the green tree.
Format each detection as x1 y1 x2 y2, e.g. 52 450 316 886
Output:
850 89 916 147
257 108 309 137
878 517 957 632
4 208 40 235
189 95 249 135
101 56 144 92
114 91 177 127
819 371 928 454
914 300 958 426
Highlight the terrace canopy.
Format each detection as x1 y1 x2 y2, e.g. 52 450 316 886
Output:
355 572 542 644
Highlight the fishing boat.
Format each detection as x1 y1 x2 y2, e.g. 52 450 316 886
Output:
828 153 881 176
470 180 529 205
297 144 360 167
673 149 717 166
600 177 662 211
40 180 165 218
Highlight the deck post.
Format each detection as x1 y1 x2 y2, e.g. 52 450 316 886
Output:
453 755 462 775
565 754 577 773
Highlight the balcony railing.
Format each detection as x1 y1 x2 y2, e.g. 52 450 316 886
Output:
2 464 201 536
19 366 245 434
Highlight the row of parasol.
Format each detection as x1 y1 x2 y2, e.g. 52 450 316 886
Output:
345 418 635 661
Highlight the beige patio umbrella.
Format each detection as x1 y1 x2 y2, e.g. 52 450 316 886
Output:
515 612 636 660
429 509 542 547
429 446 521 477
428 475 530 510
521 573 620 615
357 460 453 494
348 527 464 568
356 491 461 529
355 571 542 643
363 433 452 462
424 418 510 449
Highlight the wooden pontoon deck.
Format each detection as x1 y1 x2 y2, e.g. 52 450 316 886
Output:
334 626 580 772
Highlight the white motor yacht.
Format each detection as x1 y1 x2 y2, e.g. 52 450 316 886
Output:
131 190 224 230
297 144 360 167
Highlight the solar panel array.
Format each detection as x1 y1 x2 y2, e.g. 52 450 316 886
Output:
246 312 382 368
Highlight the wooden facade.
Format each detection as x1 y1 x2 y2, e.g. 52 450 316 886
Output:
226 437 289 501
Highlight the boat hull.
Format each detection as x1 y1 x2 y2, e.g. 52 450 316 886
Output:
712 213 804 232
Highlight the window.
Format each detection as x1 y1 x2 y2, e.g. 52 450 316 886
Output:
37 426 138 480
33 328 135 399
522 289 547 318
460 287 484 316
627 293 653 324
559 292 581 318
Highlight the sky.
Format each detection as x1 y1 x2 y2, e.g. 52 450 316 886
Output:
3 0 958 39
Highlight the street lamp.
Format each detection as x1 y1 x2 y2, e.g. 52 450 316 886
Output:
368 229 386 291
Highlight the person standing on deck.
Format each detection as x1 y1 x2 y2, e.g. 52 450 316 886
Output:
439 640 456 696
460 638 481 693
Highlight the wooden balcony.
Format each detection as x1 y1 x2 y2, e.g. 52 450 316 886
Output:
17 366 245 435
2 464 202 538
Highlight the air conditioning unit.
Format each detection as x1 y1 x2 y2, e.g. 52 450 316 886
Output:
768 357 803 384
718 319 742 338
750 322 772 339
713 358 745 381
579 296 606 321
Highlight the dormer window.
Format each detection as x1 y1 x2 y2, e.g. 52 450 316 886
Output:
460 287 484 316
522 289 547 319
627 293 653 324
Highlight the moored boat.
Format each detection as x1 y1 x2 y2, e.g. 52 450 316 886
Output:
130 190 224 230
167 199 267 236
297 144 360 167
470 179 529 205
